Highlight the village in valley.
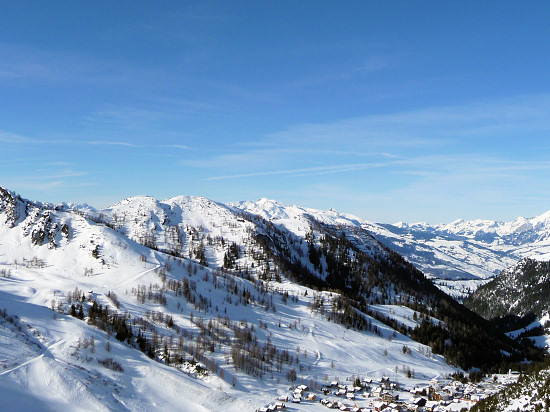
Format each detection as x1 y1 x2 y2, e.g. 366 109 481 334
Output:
258 372 520 412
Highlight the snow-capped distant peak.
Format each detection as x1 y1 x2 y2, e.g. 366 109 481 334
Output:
230 198 296 220
109 194 158 208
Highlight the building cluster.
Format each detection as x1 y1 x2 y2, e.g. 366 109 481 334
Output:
257 374 516 412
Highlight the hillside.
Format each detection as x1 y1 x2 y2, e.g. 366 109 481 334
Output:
0 186 541 411
464 258 550 320
471 360 550 412
100 193 534 369
464 256 550 350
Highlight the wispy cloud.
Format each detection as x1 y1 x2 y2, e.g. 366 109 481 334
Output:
45 161 75 167
261 95 550 149
207 161 398 180
0 130 37 144
265 155 550 223
0 44 108 83
3 171 92 194
83 105 172 129
33 170 87 180
209 154 550 182
0 129 73 145
187 148 404 170
189 93 550 182
161 144 190 150
84 140 193 150
12 180 65 191
0 45 66 81
81 100 223 136
0 128 192 152
0 43 165 88
85 140 144 148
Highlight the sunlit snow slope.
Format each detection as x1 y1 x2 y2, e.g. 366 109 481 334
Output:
0 187 463 412
0 187 541 411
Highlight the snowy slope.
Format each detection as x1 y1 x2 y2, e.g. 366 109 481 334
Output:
0 189 254 411
471 365 550 412
77 191 529 372
1 187 472 412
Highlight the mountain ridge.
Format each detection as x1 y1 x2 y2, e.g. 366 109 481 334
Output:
6 185 550 299
0 185 544 411
230 197 550 299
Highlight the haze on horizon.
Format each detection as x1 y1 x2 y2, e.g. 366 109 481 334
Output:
1 1 550 224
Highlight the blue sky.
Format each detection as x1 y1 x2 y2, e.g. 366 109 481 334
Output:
1 1 550 223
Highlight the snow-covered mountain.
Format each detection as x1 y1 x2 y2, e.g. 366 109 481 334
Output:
424 211 550 245
231 198 550 299
0 186 533 411
385 214 550 299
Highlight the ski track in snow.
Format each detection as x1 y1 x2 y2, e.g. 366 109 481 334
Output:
114 264 161 288
0 339 65 376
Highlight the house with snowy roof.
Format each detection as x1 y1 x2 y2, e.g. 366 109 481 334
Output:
373 401 387 411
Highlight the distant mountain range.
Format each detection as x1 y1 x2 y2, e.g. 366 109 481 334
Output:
232 198 550 299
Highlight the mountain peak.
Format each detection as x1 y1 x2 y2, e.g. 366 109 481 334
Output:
530 209 550 226
109 194 158 209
